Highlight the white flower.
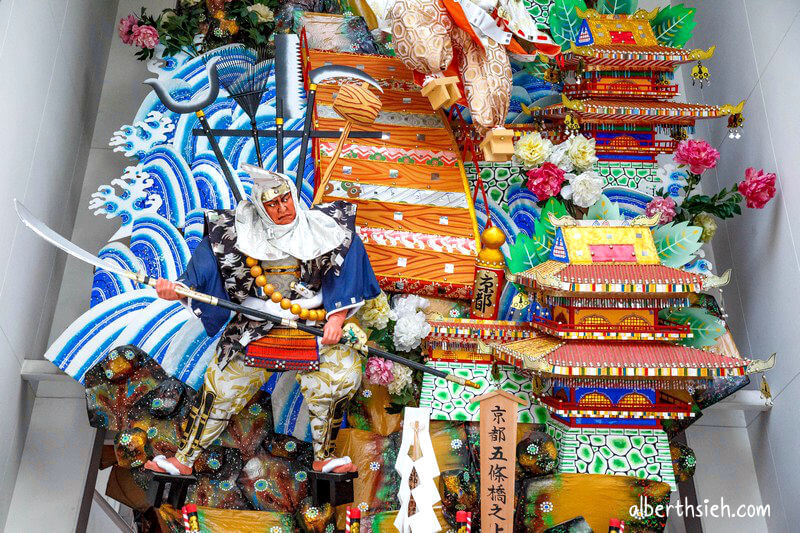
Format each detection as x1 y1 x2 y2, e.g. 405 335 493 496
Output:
547 141 574 172
391 294 429 319
247 4 275 23
357 292 392 330
451 438 463 450
358 502 370 512
561 171 604 208
370 461 381 471
393 312 431 352
514 132 553 169
565 135 598 172
362 389 373 398
388 364 412 395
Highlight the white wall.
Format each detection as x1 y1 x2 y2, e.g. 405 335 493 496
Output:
0 0 118 528
682 0 800 531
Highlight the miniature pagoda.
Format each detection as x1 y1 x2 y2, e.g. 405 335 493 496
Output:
528 9 744 210
485 215 748 488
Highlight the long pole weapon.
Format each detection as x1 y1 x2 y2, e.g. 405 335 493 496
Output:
15 200 478 389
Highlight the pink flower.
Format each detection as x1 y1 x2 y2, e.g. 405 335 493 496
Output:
645 196 677 223
365 357 394 386
132 24 159 49
118 14 138 45
738 167 776 209
674 139 720 174
526 162 565 201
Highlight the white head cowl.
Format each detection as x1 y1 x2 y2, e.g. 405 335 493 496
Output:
234 164 349 261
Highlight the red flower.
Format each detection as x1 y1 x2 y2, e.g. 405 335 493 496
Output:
118 14 138 45
674 139 720 174
738 167 777 209
132 24 159 49
526 162 565 201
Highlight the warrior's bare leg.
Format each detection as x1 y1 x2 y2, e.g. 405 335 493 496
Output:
145 353 271 474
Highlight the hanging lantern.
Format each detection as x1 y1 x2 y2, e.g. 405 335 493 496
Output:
563 112 581 136
727 112 745 139
670 126 688 141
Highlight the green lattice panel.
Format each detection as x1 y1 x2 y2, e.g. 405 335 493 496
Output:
596 161 660 195
463 162 526 213
547 419 676 490
419 361 548 423
523 0 557 29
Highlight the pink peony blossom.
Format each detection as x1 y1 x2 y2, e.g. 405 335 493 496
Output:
365 357 394 386
645 196 677 223
132 24 159 49
738 167 777 209
674 139 720 174
526 162 565 201
118 14 138 45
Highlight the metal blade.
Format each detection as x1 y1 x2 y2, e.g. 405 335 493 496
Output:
275 33 304 120
14 199 134 279
308 65 383 93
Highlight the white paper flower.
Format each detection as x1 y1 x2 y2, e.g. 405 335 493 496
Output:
547 141 574 172
514 132 553 168
358 292 392 330
391 294 429 319
565 135 598 172
393 312 431 352
561 171 604 208
388 364 413 395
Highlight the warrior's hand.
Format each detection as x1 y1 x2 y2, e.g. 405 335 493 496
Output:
321 310 347 345
155 278 182 301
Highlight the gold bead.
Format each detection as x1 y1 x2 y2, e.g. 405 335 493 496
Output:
299 308 310 320
280 298 292 310
255 275 267 287
311 309 322 321
245 257 258 267
291 303 302 315
271 291 283 303
263 283 275 295
250 265 263 277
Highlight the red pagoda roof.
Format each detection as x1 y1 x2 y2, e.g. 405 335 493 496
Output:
492 337 746 378
563 44 714 70
512 261 705 294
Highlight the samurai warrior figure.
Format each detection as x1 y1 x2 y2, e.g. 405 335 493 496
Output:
145 164 380 475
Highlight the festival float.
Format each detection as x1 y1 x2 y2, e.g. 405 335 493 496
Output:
18 0 780 531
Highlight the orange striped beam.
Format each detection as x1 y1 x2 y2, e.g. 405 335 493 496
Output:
364 243 476 285
317 157 465 192
315 118 454 150
350 199 475 237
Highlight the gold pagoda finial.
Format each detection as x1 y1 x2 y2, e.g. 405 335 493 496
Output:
688 46 716 61
562 93 585 112
631 8 659 20
720 100 746 116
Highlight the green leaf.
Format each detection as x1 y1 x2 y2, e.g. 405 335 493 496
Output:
549 0 588 51
587 194 623 220
659 307 725 348
650 4 697 48
538 197 569 245
652 221 704 268
595 0 637 15
506 232 550 273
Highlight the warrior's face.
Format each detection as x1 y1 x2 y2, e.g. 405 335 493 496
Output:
262 192 296 225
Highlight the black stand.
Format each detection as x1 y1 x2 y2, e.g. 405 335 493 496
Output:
308 471 358 507
146 472 197 508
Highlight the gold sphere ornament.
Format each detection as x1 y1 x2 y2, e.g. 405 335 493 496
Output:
280 298 292 310
263 284 275 295
245 257 259 267
270 291 283 303
250 265 263 277
290 303 302 315
255 275 267 287
299 308 310 320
